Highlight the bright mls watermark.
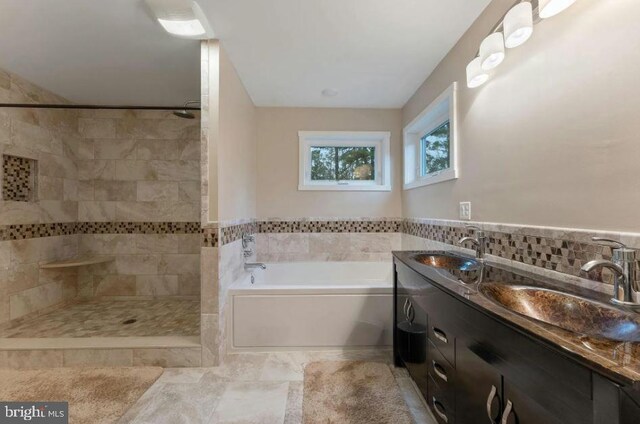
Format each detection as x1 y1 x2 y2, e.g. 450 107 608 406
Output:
0 402 68 423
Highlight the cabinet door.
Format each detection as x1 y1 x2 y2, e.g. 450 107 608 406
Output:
456 343 502 424
620 389 640 424
396 295 428 399
500 380 565 424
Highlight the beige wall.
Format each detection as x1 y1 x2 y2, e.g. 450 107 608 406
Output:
402 0 640 232
218 47 257 221
256 107 403 218
203 41 257 223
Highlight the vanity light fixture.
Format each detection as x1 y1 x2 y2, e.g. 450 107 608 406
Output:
479 32 506 70
467 0 580 88
539 0 578 19
145 0 214 39
504 2 534 48
466 58 490 88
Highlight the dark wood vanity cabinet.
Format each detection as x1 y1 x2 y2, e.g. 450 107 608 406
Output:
393 259 640 424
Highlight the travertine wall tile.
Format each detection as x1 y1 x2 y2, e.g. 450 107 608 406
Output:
78 118 116 139
136 275 179 296
78 201 116 222
10 282 63 320
94 274 136 296
94 180 137 201
63 349 133 367
132 347 201 367
6 350 64 369
137 181 179 202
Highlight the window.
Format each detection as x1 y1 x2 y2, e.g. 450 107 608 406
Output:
403 83 458 189
420 120 450 177
299 131 391 191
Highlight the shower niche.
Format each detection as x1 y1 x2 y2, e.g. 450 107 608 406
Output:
1 154 37 202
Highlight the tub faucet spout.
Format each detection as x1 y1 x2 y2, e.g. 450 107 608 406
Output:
245 262 266 271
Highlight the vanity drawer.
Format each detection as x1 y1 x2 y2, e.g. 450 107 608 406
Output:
429 318 455 367
428 340 455 406
429 375 455 424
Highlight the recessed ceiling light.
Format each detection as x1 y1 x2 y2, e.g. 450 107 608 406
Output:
322 88 339 97
146 0 214 39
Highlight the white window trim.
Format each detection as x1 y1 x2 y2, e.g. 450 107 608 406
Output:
298 131 391 191
403 82 458 190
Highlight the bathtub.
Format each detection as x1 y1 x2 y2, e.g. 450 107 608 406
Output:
227 262 393 351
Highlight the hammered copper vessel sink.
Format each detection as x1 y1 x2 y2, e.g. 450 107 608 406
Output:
412 253 479 271
480 283 640 342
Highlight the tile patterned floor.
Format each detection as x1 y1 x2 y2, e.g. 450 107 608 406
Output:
1 299 200 338
119 350 435 424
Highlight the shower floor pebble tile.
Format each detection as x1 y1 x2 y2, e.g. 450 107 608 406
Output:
0 299 200 338
120 350 435 424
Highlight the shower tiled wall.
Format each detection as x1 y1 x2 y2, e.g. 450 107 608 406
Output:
0 67 204 330
74 109 201 300
0 68 81 326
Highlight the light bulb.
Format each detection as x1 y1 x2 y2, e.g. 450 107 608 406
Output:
504 2 533 48
466 57 489 88
480 33 505 71
539 0 578 19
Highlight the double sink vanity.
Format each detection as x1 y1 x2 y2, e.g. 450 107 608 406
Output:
393 246 640 424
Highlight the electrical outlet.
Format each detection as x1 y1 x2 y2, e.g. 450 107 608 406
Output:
459 202 471 220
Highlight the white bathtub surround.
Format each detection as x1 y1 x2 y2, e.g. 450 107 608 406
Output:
227 261 393 352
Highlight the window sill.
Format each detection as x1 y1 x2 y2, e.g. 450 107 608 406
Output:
403 170 457 190
298 184 392 192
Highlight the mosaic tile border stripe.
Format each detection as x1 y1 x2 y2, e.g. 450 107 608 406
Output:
202 227 219 248
221 222 258 245
77 222 201 235
204 219 403 247
401 219 636 282
0 222 201 242
257 219 402 234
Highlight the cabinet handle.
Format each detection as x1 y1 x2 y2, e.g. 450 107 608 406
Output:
500 400 513 424
432 327 448 344
432 360 448 382
406 302 415 324
486 385 500 423
432 397 448 423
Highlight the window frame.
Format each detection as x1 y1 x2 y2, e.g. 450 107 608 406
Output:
298 131 391 191
403 82 458 190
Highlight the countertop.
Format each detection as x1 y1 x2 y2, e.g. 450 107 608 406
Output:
393 250 640 390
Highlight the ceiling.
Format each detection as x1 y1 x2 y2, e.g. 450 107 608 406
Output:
0 0 491 108
203 0 491 108
0 0 201 106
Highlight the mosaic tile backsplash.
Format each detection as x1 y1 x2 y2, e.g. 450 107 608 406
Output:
402 218 639 284
2 155 36 202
